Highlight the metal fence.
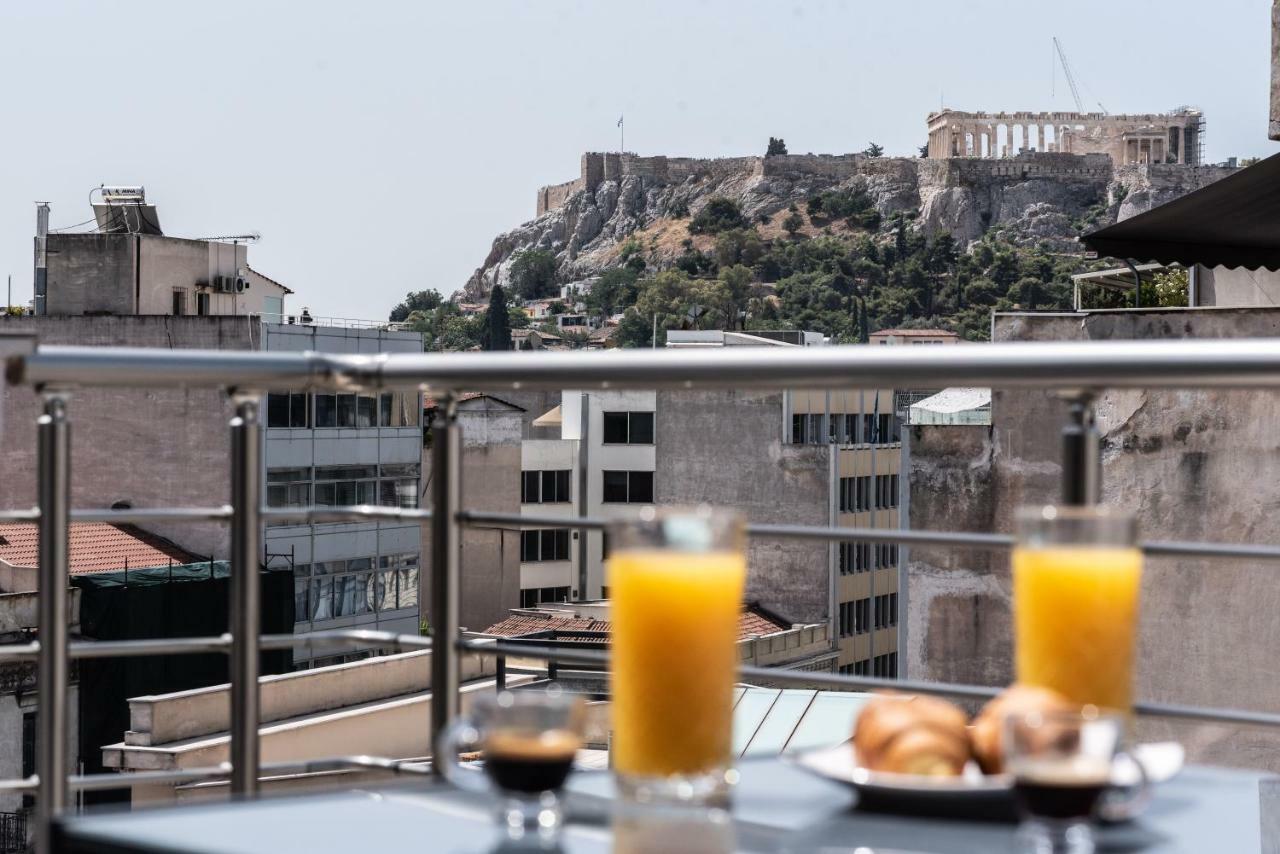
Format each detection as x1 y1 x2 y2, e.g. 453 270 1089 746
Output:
8 338 1280 851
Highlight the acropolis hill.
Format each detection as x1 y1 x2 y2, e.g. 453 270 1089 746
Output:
464 110 1231 298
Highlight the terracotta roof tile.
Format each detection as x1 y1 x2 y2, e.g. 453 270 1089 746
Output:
482 606 789 641
0 523 202 575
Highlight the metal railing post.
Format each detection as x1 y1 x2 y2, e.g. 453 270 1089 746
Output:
36 394 70 854
229 397 262 797
1060 393 1101 505
429 395 461 775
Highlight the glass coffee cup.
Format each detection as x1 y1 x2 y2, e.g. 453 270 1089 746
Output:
438 688 586 836
1006 707 1150 854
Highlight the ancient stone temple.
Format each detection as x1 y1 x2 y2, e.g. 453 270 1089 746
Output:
926 108 1204 167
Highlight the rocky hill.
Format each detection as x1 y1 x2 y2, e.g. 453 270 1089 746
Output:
464 150 1236 300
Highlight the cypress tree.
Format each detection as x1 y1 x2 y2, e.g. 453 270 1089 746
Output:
485 285 513 351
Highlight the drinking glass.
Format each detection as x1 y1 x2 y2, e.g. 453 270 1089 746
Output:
607 506 746 806
437 688 586 837
1013 506 1142 711
1006 708 1149 854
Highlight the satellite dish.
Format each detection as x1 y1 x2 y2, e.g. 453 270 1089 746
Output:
686 304 706 322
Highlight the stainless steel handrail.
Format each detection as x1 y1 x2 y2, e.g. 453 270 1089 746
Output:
19 338 1280 391
13 340 1280 851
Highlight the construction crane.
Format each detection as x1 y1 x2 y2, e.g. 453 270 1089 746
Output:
1053 37 1108 114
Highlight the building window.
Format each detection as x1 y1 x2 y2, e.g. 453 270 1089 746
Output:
602 411 655 444
266 467 312 509
791 414 807 444
302 553 418 622
377 392 419 427
854 597 870 634
602 470 654 503
875 543 899 568
266 392 311 428
873 593 898 629
312 394 384 429
21 710 35 808
171 289 187 316
840 476 874 512
521 529 570 562
522 470 571 504
196 291 210 316
314 464 379 506
872 652 898 678
874 474 900 509
520 585 570 608
378 463 421 509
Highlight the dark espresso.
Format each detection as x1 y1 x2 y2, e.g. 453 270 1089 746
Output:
1011 758 1111 822
483 729 580 794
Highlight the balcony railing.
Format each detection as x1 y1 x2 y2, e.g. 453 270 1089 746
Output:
7 338 1280 851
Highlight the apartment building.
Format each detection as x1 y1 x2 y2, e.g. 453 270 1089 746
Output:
10 191 426 668
519 391 656 605
36 189 291 319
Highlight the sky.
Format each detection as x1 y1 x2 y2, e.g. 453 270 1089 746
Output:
0 0 1275 320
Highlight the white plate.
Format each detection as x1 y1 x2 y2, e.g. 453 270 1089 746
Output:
787 741 1184 820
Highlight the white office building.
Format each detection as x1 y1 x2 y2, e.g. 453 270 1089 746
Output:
262 323 424 666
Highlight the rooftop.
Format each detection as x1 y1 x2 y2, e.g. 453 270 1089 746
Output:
482 603 793 641
0 522 201 574
870 328 959 337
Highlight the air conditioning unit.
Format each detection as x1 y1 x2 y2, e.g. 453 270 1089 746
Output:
213 275 249 294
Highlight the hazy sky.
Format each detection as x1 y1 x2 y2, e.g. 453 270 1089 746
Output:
0 1 1274 319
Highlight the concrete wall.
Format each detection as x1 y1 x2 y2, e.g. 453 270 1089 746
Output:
1272 0 1280 141
1195 265 1280 307
908 306 1280 770
45 234 136 315
655 390 831 624
422 398 523 632
0 316 256 558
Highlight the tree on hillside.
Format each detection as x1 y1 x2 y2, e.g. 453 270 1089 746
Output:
766 137 788 157
689 198 748 234
586 267 639 321
918 144 930 158
484 285 512 351
705 265 753 329
782 211 804 237
863 142 885 158
509 249 558 300
389 289 443 322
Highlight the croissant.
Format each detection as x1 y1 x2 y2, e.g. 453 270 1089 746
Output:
853 693 970 777
970 684 1074 774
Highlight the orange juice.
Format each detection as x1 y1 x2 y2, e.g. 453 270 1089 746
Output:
1013 546 1142 711
608 549 745 777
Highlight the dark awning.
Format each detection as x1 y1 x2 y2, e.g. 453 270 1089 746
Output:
1083 153 1280 271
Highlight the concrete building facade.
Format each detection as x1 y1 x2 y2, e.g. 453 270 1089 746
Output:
517 391 657 605
926 109 1204 166
907 306 1280 772
42 233 291 319
261 323 424 666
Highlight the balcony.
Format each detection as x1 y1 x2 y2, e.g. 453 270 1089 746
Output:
2 338 1280 851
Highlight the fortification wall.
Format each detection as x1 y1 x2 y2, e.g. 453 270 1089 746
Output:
760 153 867 179
536 179 581 217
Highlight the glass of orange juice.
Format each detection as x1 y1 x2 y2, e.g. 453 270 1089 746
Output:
607 507 746 806
1013 506 1142 712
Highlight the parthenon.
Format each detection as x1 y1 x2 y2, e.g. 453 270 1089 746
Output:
926 108 1204 167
